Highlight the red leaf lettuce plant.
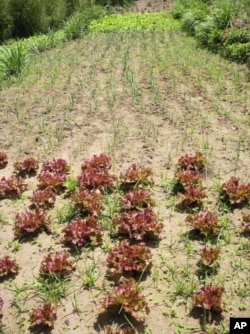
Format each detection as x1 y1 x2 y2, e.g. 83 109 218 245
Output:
14 209 51 237
100 278 149 322
38 171 67 192
186 211 221 237
0 255 19 277
177 152 206 173
121 189 155 210
200 247 220 267
71 189 103 216
30 188 56 209
179 185 206 209
62 216 102 248
106 240 152 280
0 152 8 169
192 284 224 313
242 211 250 234
120 164 153 189
13 157 39 176
40 250 75 277
30 302 57 328
78 168 116 193
113 209 162 241
41 158 70 174
220 177 250 207
0 176 26 199
81 153 111 171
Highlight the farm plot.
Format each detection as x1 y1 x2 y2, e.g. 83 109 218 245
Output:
0 25 249 334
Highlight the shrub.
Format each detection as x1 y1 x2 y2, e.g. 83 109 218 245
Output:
0 0 13 41
8 0 47 38
181 9 207 36
222 29 250 45
221 42 250 63
195 18 222 49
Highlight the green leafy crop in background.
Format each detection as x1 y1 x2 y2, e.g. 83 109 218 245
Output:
89 13 181 32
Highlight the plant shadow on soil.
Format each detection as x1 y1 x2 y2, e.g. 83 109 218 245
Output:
94 312 146 333
190 307 224 329
29 325 53 334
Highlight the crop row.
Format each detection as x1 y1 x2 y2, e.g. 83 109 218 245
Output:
0 151 249 333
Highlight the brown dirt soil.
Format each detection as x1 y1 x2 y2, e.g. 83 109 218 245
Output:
0 1 250 334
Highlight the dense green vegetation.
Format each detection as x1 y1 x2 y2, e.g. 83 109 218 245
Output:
89 12 180 32
172 0 250 63
0 0 134 42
